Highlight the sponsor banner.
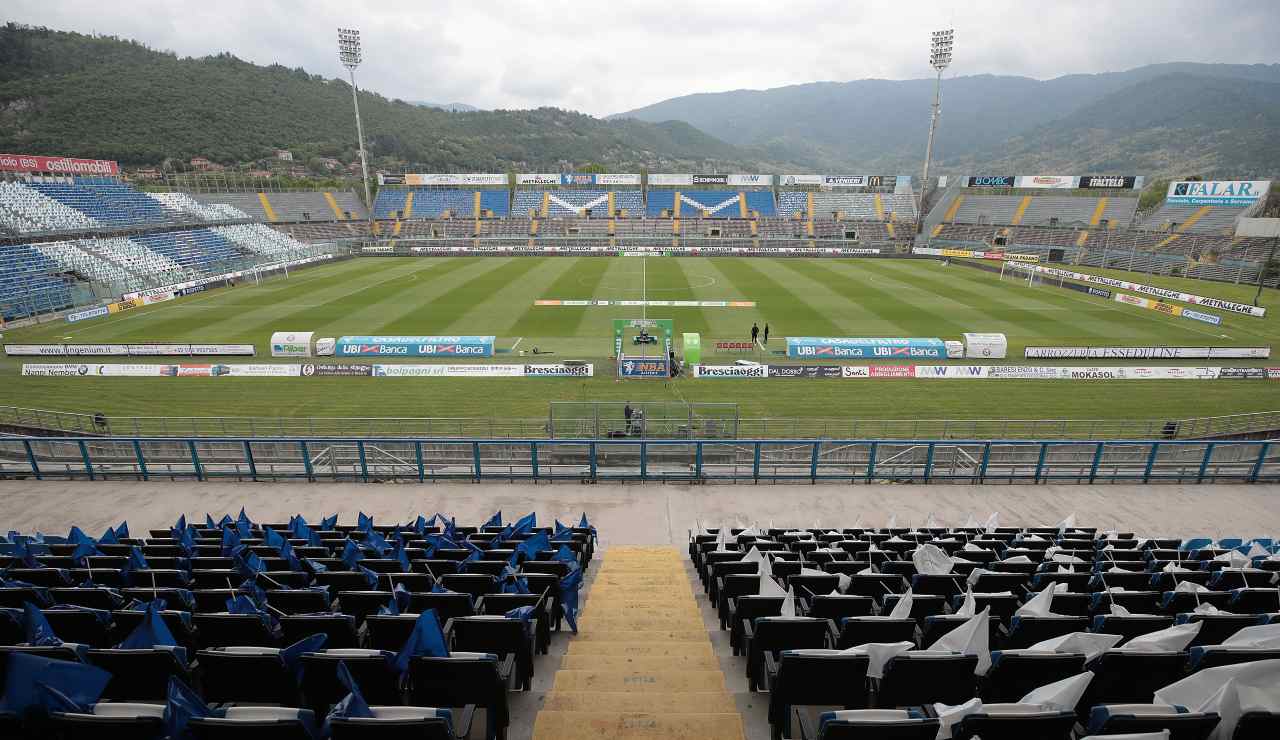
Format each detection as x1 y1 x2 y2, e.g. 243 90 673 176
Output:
869 365 916 378
4 343 254 357
715 341 756 352
336 335 495 358
780 174 824 186
176 284 208 297
594 173 641 186
522 364 593 377
824 176 866 187
1025 346 1270 360
301 363 373 377
913 246 1037 262
1180 308 1223 326
377 173 404 186
914 365 989 378
1218 367 1267 379
1167 180 1270 206
766 365 844 378
648 174 692 186
1017 264 1265 317
404 173 506 186
786 337 947 360
693 364 767 378
372 364 522 378
727 174 772 187
21 363 300 377
361 246 396 254
620 358 670 378
1267 368 1280 379
66 305 110 323
224 364 301 377
0 153 119 176
1015 175 1079 189
271 331 315 358
516 173 560 185
1078 175 1140 190
841 366 870 378
965 175 1015 188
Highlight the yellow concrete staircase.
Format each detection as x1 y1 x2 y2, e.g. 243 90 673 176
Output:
533 546 745 739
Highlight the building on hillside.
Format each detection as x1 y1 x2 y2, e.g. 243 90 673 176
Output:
190 156 213 170
275 149 294 161
318 157 341 171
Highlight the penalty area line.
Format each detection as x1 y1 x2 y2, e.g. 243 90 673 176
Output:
510 337 523 352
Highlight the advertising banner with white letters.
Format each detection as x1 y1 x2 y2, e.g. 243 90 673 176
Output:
404 173 507 186
1015 175 1080 189
1014 263 1265 317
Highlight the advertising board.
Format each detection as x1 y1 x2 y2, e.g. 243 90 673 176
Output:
1078 175 1140 190
301 364 373 377
0 153 119 176
692 364 767 378
619 358 669 378
336 335 495 358
1025 346 1270 360
1015 175 1079 189
270 331 314 358
404 173 507 186
766 365 843 378
786 337 947 359
4 343 255 357
66 305 110 323
780 175 824 186
1016 264 1265 317
965 176 1015 188
1166 180 1270 206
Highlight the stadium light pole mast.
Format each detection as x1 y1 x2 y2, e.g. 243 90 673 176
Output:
917 28 953 237
338 28 374 226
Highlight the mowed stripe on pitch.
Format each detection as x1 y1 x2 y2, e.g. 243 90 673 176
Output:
375 257 546 336
52 257 399 343
506 257 610 338
446 256 581 337
777 258 963 337
712 257 843 337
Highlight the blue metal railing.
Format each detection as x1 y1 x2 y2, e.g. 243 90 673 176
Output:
0 437 1274 484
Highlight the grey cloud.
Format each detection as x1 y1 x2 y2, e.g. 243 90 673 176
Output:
4 0 1278 116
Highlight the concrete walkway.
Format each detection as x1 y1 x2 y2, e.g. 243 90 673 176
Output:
0 481 1277 541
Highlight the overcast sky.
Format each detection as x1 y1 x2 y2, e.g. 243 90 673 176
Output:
6 0 1279 116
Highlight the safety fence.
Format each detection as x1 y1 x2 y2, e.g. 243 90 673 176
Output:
2 406 1277 442
0 437 1274 484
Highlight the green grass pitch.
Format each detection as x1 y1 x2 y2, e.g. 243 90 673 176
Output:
1 256 1277 423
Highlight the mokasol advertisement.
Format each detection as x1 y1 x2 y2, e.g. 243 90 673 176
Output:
786 337 947 359
336 335 496 357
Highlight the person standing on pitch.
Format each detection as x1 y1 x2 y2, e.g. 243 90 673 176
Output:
751 322 759 345
624 402 634 435
763 323 770 345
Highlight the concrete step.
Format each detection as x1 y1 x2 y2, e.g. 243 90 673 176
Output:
566 641 716 658
578 616 706 630
570 629 708 642
580 606 704 620
552 669 727 693
558 654 722 671
541 690 736 713
532 711 745 740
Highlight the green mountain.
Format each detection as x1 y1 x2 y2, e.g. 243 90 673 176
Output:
0 23 793 171
613 63 1280 177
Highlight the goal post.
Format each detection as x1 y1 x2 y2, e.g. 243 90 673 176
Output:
614 318 673 379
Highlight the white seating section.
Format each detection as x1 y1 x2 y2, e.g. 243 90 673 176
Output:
29 241 129 286
213 223 310 257
148 192 249 222
0 181 99 233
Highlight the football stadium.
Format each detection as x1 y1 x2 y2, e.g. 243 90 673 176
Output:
0 6 1279 740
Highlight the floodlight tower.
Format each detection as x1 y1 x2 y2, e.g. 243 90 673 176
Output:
917 28 953 236
338 28 374 224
